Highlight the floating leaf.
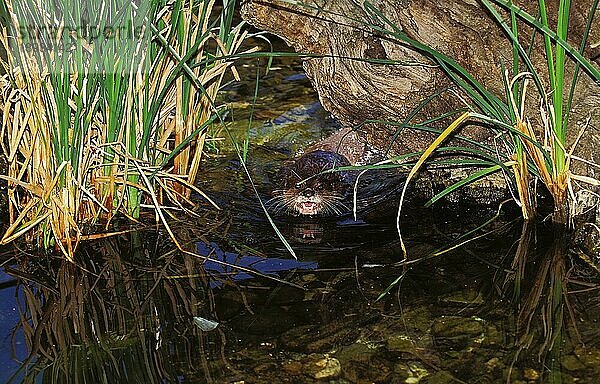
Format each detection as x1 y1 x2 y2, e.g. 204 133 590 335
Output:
193 316 219 332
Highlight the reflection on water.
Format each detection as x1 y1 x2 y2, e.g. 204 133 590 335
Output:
1 234 232 383
198 241 317 285
0 270 25 383
1 218 599 383
504 223 570 382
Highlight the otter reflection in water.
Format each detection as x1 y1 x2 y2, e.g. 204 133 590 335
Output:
269 150 356 216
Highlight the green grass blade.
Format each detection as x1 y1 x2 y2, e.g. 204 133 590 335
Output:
538 0 557 91
480 0 546 97
490 0 600 81
242 62 261 162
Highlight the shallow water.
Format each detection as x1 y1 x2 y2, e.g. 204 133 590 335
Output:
1 44 600 384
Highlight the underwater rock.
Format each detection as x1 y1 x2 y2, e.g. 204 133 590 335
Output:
387 334 420 355
575 222 600 260
439 289 484 307
561 354 586 371
335 342 391 382
522 368 540 381
302 355 341 380
420 370 458 384
430 316 484 340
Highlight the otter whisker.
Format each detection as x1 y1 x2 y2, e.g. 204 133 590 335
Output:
265 195 284 204
274 198 295 212
323 197 349 215
283 197 300 212
265 195 298 214
320 198 343 215
326 204 341 216
266 197 290 210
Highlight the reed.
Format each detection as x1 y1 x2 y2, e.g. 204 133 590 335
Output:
478 0 600 224
0 0 254 259
362 0 599 233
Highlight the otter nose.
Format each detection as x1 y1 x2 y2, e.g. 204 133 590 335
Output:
301 188 315 197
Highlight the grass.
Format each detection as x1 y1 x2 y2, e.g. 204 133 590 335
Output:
0 0 256 259
358 0 600 255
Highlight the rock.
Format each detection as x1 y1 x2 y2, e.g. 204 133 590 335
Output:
482 325 505 347
387 334 418 354
439 289 484 306
431 316 484 339
523 368 540 380
561 354 586 371
241 0 600 204
282 360 303 375
420 370 458 384
279 320 364 353
253 362 277 375
574 345 600 367
486 357 501 371
335 342 378 363
303 355 341 380
574 221 600 260
335 342 391 382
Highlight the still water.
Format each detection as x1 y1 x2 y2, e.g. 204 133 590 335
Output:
0 48 599 384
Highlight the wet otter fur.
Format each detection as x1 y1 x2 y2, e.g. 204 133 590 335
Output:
269 150 356 216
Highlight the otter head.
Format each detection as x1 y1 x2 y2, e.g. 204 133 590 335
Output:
270 150 354 216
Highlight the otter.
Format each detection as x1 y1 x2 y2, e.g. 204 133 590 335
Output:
269 150 356 216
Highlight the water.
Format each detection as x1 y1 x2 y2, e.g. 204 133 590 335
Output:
0 43 599 383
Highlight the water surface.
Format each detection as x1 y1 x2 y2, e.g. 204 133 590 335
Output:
1 43 599 384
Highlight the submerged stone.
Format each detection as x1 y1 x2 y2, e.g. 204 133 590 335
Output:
431 316 485 339
335 342 390 382
522 368 540 380
420 370 458 384
574 345 600 367
561 354 586 371
303 355 341 380
439 289 484 306
387 334 418 354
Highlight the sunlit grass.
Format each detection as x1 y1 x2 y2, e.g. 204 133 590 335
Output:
0 0 256 259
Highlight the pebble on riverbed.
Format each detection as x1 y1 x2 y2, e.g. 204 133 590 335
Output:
303 355 341 379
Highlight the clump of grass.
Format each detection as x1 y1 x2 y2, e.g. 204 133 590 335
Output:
360 0 600 254
0 0 255 259
478 0 600 224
